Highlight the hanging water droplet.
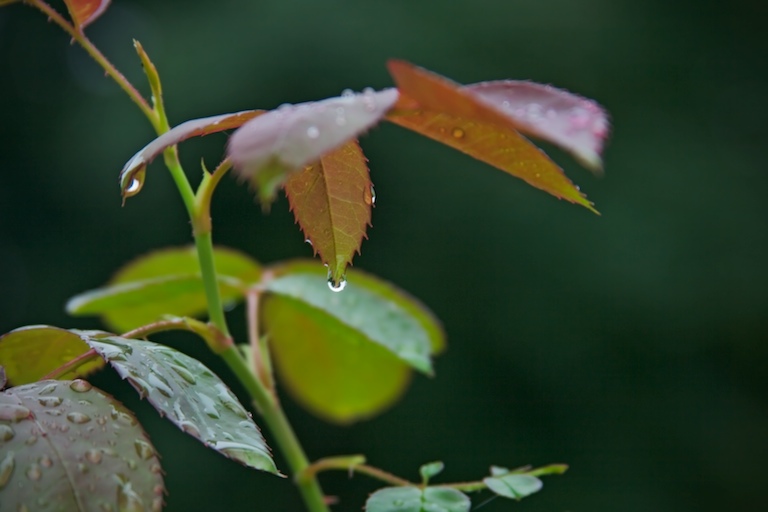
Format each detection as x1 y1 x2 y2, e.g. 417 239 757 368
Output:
125 178 141 194
306 125 320 139
134 439 154 460
70 379 92 393
26 463 41 481
0 424 14 441
363 185 376 206
169 364 196 385
327 272 347 292
0 452 15 489
85 448 103 464
305 238 313 247
0 403 30 422
38 396 63 407
67 412 92 424
369 185 376 206
451 127 465 139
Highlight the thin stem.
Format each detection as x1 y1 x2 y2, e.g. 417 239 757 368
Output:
41 349 99 380
26 0 157 128
301 457 414 488
219 347 330 512
193 231 230 337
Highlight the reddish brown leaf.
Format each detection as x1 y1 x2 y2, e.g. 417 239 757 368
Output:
63 0 111 30
119 110 263 201
386 60 597 212
284 141 372 287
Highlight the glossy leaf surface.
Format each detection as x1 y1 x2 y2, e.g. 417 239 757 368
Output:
63 0 110 30
0 379 164 512
285 140 372 287
0 326 104 385
483 473 543 500
227 89 398 197
82 333 278 474
262 293 411 423
67 246 261 332
386 60 597 212
119 110 262 200
365 486 470 512
265 262 443 374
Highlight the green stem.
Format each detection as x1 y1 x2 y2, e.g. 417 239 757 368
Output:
193 231 230 336
220 347 330 512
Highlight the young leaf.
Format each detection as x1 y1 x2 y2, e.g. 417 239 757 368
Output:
365 486 470 512
0 379 164 512
264 261 444 374
0 325 104 385
227 88 398 199
119 110 263 200
386 60 598 212
419 461 445 484
483 473 543 500
81 333 278 474
285 140 373 288
63 0 111 31
67 246 262 332
262 293 411 424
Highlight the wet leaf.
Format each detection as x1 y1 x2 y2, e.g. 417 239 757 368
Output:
386 60 597 212
63 0 110 31
120 110 262 200
366 486 470 512
265 261 443 374
483 473 543 500
81 333 278 474
227 88 398 200
67 246 261 332
285 140 372 288
262 293 411 424
0 326 104 385
0 379 164 512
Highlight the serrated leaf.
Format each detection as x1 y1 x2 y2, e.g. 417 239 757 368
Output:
0 326 104 385
262 293 411 424
227 89 398 200
465 81 609 172
483 474 543 500
386 60 598 212
120 111 262 200
80 333 278 474
285 140 372 287
419 461 445 483
67 246 261 332
63 0 110 31
265 261 443 374
366 486 470 512
0 379 164 512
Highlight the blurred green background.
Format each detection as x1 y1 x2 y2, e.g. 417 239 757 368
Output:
1 0 766 511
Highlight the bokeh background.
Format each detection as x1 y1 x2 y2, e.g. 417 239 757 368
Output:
1 1 766 511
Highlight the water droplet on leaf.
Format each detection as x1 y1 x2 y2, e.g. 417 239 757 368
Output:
134 439 154 460
117 479 146 512
125 179 141 194
169 364 196 385
0 452 15 489
70 380 92 393
147 373 173 398
39 455 53 468
85 448 103 464
38 396 63 407
363 185 376 206
306 126 320 139
341 88 354 98
26 463 41 481
67 412 92 424
451 128 465 138
0 403 30 422
327 273 347 292
0 424 14 441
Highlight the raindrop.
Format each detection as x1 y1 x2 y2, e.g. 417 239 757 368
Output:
26 463 41 481
198 394 221 419
126 459 138 470
341 88 354 98
215 384 248 419
451 128 465 139
85 448 103 464
39 383 57 395
0 403 30 422
44 409 63 417
134 439 154 460
39 455 53 468
117 480 145 512
306 125 320 139
568 107 590 129
127 377 150 399
67 412 92 424
526 103 544 121
38 396 63 407
0 452 14 489
0 424 14 442
70 380 92 393
305 238 313 247
327 273 347 292
169 364 196 385
25 435 38 446
363 185 376 206
147 373 173 398
125 178 141 194
180 421 201 438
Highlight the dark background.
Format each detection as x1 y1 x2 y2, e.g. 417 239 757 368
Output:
1 1 766 511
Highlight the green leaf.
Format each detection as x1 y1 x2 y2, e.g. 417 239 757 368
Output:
0 326 104 385
81 333 278 474
285 140 373 288
419 461 445 484
0 379 164 512
365 486 470 512
262 293 411 424
483 473 543 500
265 261 444 372
67 246 262 332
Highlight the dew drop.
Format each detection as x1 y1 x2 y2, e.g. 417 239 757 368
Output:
363 185 376 206
147 373 173 398
70 379 93 393
26 463 41 481
25 435 37 446
341 88 354 98
0 452 15 489
451 128 465 139
215 384 248 419
305 238 313 247
327 273 347 292
306 125 320 139
335 107 347 126
0 424 14 442
67 411 92 424
180 421 201 438
0 403 30 422
38 396 63 407
169 364 196 385
39 383 57 395
568 107 590 129
39 455 53 468
85 448 103 464
117 479 145 512
44 409 63 417
134 439 154 460
125 178 141 194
